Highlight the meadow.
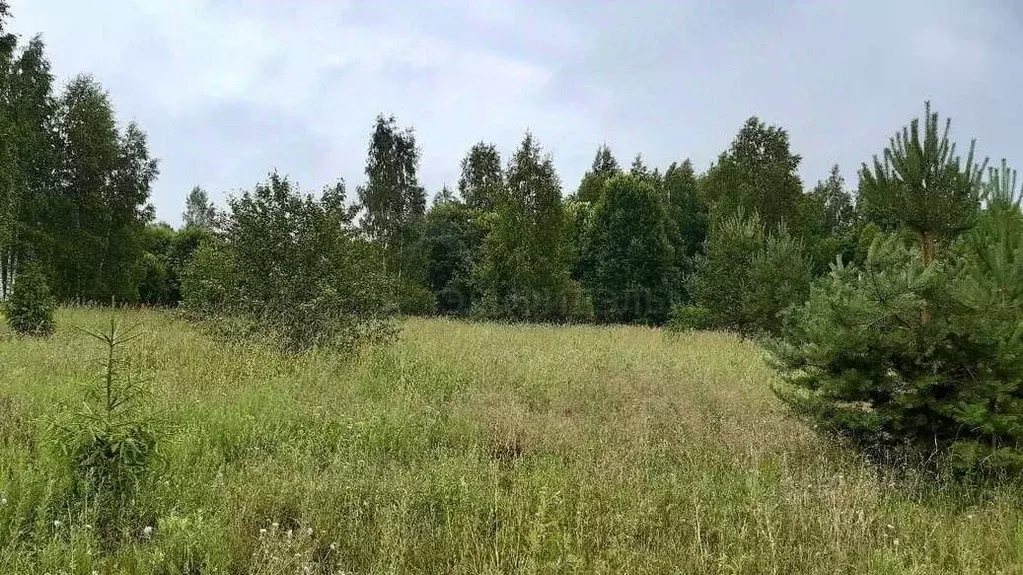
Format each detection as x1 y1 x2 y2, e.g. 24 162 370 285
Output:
1 308 1021 574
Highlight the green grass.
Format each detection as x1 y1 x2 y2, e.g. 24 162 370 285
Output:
1 308 1021 574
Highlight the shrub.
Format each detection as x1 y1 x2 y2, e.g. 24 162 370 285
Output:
397 279 437 316
180 241 238 313
666 305 712 332
769 104 1023 474
182 174 397 354
4 261 56 336
688 210 811 334
743 226 811 335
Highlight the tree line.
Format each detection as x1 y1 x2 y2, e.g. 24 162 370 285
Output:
0 6 1005 339
0 8 858 333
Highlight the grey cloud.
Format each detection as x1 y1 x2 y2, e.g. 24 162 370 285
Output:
7 0 1023 225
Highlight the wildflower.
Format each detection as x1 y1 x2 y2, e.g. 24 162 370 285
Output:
52 519 62 528
142 525 154 538
259 528 267 536
330 542 338 551
272 521 279 529
0 497 6 505
893 539 900 546
306 527 314 536
287 529 293 538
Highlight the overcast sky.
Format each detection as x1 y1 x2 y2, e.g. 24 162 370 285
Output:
8 0 1022 226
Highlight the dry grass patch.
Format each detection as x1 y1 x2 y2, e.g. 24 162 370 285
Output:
0 310 1022 573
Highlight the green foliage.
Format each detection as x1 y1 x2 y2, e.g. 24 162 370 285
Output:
581 174 677 324
357 114 427 286
628 154 661 188
422 198 484 314
180 240 237 313
665 304 712 332
701 117 804 229
564 197 594 281
184 173 396 354
661 159 708 299
0 30 156 308
396 278 437 316
50 76 157 304
744 226 812 334
182 185 217 229
137 222 215 306
3 260 55 336
771 106 1023 474
1 35 58 300
774 177 1023 473
689 211 811 334
689 210 764 330
136 250 171 305
797 165 860 273
575 144 620 203
51 319 160 537
458 142 503 211
473 133 581 322
136 223 175 305
859 101 986 261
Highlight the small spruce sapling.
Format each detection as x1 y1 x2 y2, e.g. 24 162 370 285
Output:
52 318 161 537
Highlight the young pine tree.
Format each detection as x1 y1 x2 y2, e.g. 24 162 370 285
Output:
771 106 1023 473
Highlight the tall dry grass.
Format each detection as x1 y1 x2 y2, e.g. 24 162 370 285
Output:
0 308 1020 573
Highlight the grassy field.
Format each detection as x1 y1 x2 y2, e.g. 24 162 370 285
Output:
0 308 1021 574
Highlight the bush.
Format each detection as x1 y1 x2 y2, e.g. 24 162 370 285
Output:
397 279 437 316
182 174 397 354
743 227 811 334
688 210 811 334
4 261 56 336
666 305 712 332
563 279 595 323
180 241 238 313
